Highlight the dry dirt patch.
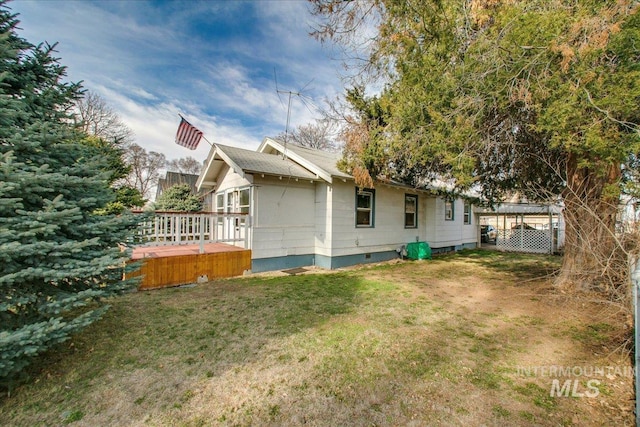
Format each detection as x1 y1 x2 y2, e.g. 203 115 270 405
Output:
0 250 634 426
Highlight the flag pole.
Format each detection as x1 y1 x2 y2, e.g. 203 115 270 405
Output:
202 135 214 147
175 113 213 255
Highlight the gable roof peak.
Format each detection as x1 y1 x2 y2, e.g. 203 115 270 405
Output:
258 137 352 183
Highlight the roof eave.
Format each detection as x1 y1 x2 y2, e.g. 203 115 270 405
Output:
248 169 317 182
196 145 217 191
212 144 246 179
260 137 334 183
196 144 246 191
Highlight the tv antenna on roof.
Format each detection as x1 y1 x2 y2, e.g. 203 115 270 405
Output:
274 68 315 159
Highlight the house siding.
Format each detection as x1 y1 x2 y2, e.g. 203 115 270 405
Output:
430 198 477 249
251 176 316 260
314 182 332 257
248 184 479 271
214 174 476 270
329 183 429 258
212 165 253 204
328 184 476 259
198 141 479 273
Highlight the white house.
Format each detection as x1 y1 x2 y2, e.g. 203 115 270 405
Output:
196 137 477 272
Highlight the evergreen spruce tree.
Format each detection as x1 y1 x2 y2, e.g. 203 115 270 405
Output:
0 3 140 385
154 184 203 212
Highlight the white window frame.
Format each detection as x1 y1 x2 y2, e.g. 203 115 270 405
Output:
445 200 454 221
226 192 234 213
219 187 251 225
405 194 418 228
464 202 471 225
356 188 375 228
215 193 225 224
238 188 250 225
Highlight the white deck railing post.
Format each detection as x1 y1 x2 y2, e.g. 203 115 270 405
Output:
199 213 205 254
176 213 182 244
244 215 249 249
132 211 250 248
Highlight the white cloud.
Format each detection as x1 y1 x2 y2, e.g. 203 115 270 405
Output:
10 0 346 164
96 85 261 162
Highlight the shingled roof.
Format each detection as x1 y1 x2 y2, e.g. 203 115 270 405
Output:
156 171 201 200
197 137 354 191
270 139 352 180
257 137 352 183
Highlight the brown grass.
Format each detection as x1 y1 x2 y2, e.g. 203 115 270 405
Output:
0 250 634 426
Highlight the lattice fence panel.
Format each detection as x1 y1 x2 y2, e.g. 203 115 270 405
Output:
496 229 552 254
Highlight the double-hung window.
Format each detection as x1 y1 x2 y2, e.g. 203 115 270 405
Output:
464 202 471 225
226 192 234 213
238 188 250 225
405 194 418 228
356 188 375 227
216 193 224 224
445 200 454 221
216 193 224 213
221 188 251 227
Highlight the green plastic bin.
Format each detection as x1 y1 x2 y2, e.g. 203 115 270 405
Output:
406 241 432 260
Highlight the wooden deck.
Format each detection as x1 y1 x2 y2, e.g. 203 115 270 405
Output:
128 243 251 290
131 242 246 260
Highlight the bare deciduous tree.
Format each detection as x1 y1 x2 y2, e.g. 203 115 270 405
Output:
277 119 339 151
74 90 134 145
121 144 166 199
165 156 202 175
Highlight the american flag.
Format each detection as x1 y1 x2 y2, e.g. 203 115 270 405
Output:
175 116 203 150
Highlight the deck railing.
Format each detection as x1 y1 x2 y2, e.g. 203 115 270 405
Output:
130 211 250 249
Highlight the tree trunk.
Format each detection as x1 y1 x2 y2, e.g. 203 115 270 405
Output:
557 154 625 295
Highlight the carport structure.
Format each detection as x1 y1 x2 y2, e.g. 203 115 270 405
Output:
474 203 564 254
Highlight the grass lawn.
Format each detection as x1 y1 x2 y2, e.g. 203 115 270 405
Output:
0 250 634 426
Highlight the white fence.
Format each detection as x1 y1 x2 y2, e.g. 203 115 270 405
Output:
132 211 250 249
496 228 555 254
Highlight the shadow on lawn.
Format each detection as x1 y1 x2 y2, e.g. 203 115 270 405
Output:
1 272 369 401
450 249 561 282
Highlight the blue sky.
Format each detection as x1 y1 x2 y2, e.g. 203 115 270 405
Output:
10 0 344 162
